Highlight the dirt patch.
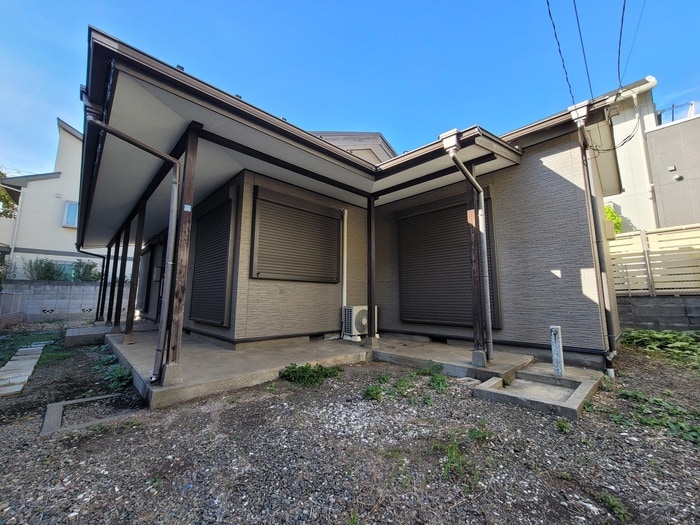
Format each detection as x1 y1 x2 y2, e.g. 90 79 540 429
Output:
0 326 698 524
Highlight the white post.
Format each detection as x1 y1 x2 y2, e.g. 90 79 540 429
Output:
550 325 565 378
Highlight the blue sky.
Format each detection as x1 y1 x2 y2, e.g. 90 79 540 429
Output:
1 0 699 175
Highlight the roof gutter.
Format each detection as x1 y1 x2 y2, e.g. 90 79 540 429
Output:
440 129 494 362
84 115 181 384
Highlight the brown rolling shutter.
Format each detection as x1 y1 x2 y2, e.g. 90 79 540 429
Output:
398 197 500 328
190 199 233 326
252 187 341 283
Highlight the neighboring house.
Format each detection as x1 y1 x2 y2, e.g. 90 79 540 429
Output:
644 113 700 227
0 119 102 278
79 28 625 385
602 79 700 231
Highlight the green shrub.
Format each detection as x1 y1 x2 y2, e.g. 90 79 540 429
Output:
604 205 623 234
362 384 383 401
24 257 63 281
620 329 700 368
72 259 101 282
105 364 132 391
279 363 343 387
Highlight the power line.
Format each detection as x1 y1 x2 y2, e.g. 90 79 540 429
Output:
546 0 576 106
617 0 628 89
622 0 647 80
572 0 594 100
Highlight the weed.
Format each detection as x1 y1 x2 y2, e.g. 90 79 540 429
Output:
417 362 443 376
429 373 449 393
94 354 118 370
611 389 700 443
279 363 343 387
104 364 132 391
122 420 140 429
592 491 631 523
599 376 616 392
620 329 700 369
90 422 112 434
502 377 512 387
0 329 62 367
441 433 467 478
468 420 493 443
422 395 433 406
36 345 72 368
347 512 360 525
394 377 412 397
556 417 572 434
375 373 390 384
147 476 164 484
363 384 383 401
555 470 573 481
266 382 277 394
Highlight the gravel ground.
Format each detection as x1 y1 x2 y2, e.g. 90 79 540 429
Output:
0 330 698 524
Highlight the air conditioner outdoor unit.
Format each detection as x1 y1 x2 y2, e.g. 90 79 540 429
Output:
342 305 374 341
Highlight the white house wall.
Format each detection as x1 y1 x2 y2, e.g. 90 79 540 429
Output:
10 123 103 278
605 91 658 231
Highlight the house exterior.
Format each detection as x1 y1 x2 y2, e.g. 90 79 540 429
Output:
602 79 700 232
79 28 623 385
0 119 102 279
644 114 700 227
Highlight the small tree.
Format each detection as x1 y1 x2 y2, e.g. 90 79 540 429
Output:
604 205 623 234
72 259 101 282
0 170 18 219
24 257 63 281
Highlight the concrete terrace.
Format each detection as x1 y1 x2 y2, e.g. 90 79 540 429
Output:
66 322 602 418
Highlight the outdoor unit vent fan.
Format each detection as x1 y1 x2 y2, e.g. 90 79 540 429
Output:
342 305 369 341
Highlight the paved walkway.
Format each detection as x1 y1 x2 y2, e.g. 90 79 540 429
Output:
0 342 51 397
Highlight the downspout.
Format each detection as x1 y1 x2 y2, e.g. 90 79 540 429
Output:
76 247 106 323
341 208 348 336
570 104 617 372
441 130 494 361
83 116 181 383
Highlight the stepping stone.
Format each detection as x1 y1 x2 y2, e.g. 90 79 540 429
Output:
15 348 43 356
0 384 25 397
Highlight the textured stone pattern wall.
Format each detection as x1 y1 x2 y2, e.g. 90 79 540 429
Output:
2 280 127 321
617 295 700 331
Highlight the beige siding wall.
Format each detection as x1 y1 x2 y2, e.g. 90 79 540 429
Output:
376 133 608 351
493 133 606 350
183 171 366 342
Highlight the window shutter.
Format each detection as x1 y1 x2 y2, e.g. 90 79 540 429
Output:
398 198 499 328
190 200 233 325
252 187 340 283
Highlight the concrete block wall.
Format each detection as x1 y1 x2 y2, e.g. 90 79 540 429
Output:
2 280 129 322
617 295 700 331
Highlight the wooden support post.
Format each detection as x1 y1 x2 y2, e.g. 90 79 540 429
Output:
112 221 131 333
166 124 201 377
467 186 486 366
124 200 146 343
365 195 379 349
106 235 120 326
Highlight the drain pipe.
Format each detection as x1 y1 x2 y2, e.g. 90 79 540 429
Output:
570 104 617 373
340 208 348 337
441 130 494 361
84 116 181 383
76 247 106 323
